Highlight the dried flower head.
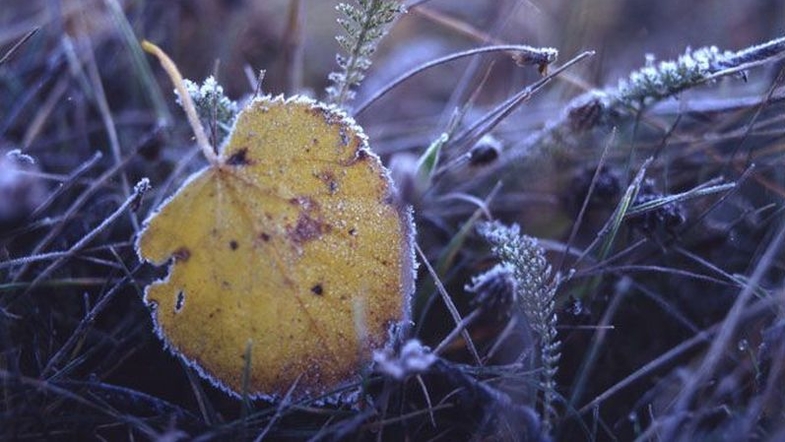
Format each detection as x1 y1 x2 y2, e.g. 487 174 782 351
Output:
465 263 517 321
327 0 405 107
477 221 564 432
616 46 735 108
177 76 238 145
629 178 686 234
373 339 437 380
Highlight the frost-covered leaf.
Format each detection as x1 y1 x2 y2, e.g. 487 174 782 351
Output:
136 95 415 400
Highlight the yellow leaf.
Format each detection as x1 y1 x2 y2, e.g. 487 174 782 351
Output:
136 95 414 399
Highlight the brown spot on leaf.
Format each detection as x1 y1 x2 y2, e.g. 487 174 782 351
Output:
259 232 270 242
229 240 239 250
226 148 252 166
338 128 350 147
287 212 331 245
338 148 369 167
172 247 190 262
289 196 317 210
286 197 331 245
311 284 324 296
318 107 343 126
305 106 322 118
316 170 339 194
175 290 185 312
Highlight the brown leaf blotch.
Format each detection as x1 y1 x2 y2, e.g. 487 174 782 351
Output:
317 170 339 194
226 148 252 166
172 247 191 262
287 212 331 245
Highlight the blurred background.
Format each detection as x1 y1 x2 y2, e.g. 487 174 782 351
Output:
2 0 783 192
3 0 782 103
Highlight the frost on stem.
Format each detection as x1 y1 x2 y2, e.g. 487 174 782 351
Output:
584 37 785 125
176 76 238 146
615 46 735 109
326 0 405 108
477 221 565 432
520 36 785 159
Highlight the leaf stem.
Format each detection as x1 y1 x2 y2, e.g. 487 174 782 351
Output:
141 40 218 166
